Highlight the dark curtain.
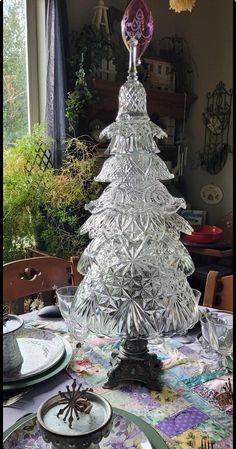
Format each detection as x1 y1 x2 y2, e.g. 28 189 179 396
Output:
45 0 69 168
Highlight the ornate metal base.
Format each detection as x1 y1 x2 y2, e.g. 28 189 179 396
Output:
103 338 162 390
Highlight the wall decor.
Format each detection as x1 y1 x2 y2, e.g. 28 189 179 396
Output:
200 184 223 205
200 81 233 175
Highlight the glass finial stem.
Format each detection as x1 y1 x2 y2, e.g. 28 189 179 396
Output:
128 37 138 79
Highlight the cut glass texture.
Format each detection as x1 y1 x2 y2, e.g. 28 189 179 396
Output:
70 74 200 340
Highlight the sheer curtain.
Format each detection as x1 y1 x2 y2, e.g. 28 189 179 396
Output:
45 0 69 168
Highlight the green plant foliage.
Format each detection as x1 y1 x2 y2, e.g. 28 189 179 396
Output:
3 124 103 262
70 24 113 83
65 24 114 137
65 56 93 135
3 124 52 262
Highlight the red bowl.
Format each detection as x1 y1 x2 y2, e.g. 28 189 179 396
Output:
182 225 223 244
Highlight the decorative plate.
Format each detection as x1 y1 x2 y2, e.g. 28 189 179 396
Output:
3 340 72 391
3 328 65 382
3 407 168 449
4 412 156 449
200 184 223 205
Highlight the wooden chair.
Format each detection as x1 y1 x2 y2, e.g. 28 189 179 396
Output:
26 247 84 286
69 256 83 285
203 270 233 312
3 256 83 314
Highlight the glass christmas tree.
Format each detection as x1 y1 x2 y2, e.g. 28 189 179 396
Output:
70 0 200 389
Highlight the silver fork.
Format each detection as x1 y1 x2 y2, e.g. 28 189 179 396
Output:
201 437 215 449
3 389 32 407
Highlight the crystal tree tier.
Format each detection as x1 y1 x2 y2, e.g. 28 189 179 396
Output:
70 73 200 342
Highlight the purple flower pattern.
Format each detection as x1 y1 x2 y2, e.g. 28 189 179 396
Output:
4 414 152 449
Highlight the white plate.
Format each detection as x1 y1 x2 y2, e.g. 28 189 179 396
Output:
3 328 65 382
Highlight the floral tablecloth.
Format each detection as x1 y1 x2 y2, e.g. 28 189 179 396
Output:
23 312 233 449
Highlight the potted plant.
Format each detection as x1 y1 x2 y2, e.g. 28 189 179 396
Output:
3 124 103 262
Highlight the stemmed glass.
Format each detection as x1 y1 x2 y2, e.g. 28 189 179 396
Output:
56 286 91 354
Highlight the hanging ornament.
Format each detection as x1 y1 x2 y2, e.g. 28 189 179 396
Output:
121 0 154 63
169 0 196 13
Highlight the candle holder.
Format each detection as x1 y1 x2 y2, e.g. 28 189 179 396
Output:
3 313 24 373
103 338 162 390
37 380 113 449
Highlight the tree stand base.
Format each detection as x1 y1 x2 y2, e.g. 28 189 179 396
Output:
103 338 162 390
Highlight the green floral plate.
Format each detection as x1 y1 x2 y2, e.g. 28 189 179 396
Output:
3 407 169 449
3 340 72 391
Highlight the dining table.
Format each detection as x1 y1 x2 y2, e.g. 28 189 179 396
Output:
3 307 233 449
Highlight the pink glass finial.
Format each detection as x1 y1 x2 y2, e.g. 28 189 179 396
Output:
121 0 154 61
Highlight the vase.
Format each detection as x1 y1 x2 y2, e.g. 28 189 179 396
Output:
3 314 24 373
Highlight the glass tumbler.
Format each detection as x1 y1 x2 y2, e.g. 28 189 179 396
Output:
199 313 219 360
207 313 233 368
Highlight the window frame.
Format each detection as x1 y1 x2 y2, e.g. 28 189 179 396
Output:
25 0 46 131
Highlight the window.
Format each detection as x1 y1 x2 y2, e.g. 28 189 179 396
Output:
3 0 29 148
3 0 46 149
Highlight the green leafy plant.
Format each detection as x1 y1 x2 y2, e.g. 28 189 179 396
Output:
65 56 93 136
3 124 103 262
3 124 53 262
65 24 114 137
38 138 103 257
70 24 113 83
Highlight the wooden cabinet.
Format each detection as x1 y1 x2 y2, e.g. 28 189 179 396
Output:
90 78 197 122
82 79 197 165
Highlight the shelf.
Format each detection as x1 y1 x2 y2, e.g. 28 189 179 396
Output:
184 246 233 258
91 78 197 121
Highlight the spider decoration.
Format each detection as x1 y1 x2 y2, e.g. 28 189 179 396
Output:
223 378 233 401
57 379 94 428
215 378 233 407
3 312 9 326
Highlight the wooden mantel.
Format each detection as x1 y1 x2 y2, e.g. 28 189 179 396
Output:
91 78 197 122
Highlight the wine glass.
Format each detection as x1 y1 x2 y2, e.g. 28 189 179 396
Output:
56 286 91 354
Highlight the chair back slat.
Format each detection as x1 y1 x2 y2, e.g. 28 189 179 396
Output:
216 274 233 312
203 270 233 312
